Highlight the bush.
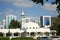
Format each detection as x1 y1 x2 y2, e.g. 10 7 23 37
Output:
0 37 9 40
11 37 36 40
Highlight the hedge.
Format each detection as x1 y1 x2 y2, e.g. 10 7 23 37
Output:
0 37 9 40
11 37 36 40
0 37 36 40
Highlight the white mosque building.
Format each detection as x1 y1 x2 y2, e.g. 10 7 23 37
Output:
20 10 52 38
0 10 56 39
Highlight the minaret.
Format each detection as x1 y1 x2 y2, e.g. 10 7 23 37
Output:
21 10 25 18
21 10 25 29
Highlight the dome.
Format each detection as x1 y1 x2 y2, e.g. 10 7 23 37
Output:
23 22 40 29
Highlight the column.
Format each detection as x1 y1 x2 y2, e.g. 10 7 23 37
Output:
11 33 14 37
33 32 37 39
3 33 6 37
54 32 56 36
19 33 21 37
29 32 30 37
42 32 44 37
35 32 37 36
49 33 52 37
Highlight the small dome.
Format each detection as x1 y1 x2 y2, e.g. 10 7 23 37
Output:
3 19 5 22
23 22 40 29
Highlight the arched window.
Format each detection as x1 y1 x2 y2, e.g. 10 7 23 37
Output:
36 27 37 29
26 27 28 29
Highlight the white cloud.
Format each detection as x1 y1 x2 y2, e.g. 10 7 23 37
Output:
13 1 33 7
0 9 15 15
42 3 57 11
5 9 14 15
0 12 2 14
4 9 19 15
0 0 34 7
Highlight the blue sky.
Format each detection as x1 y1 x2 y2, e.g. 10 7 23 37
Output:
0 0 58 21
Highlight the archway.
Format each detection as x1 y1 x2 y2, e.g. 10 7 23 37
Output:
14 32 19 36
0 32 3 36
37 32 43 36
30 32 35 36
44 32 49 36
6 33 11 36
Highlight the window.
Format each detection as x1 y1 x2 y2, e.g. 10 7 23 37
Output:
8 17 9 24
26 19 29 23
14 33 18 36
26 27 28 29
33 27 35 29
30 27 31 29
44 17 50 25
36 27 37 29
13 17 15 19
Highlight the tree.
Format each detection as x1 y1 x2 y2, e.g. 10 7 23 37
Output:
50 16 60 35
32 0 60 15
32 0 44 5
9 19 21 29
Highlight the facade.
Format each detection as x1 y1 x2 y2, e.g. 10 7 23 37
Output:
6 15 17 28
0 20 4 29
40 16 51 28
3 19 6 28
3 19 6 26
0 25 4 29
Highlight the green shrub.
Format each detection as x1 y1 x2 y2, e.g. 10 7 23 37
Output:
0 37 9 40
11 37 36 40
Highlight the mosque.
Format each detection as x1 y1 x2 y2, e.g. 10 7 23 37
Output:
0 10 56 39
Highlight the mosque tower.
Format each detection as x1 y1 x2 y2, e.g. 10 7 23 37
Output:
21 10 25 29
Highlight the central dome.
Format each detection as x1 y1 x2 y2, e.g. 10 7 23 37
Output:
23 22 40 29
